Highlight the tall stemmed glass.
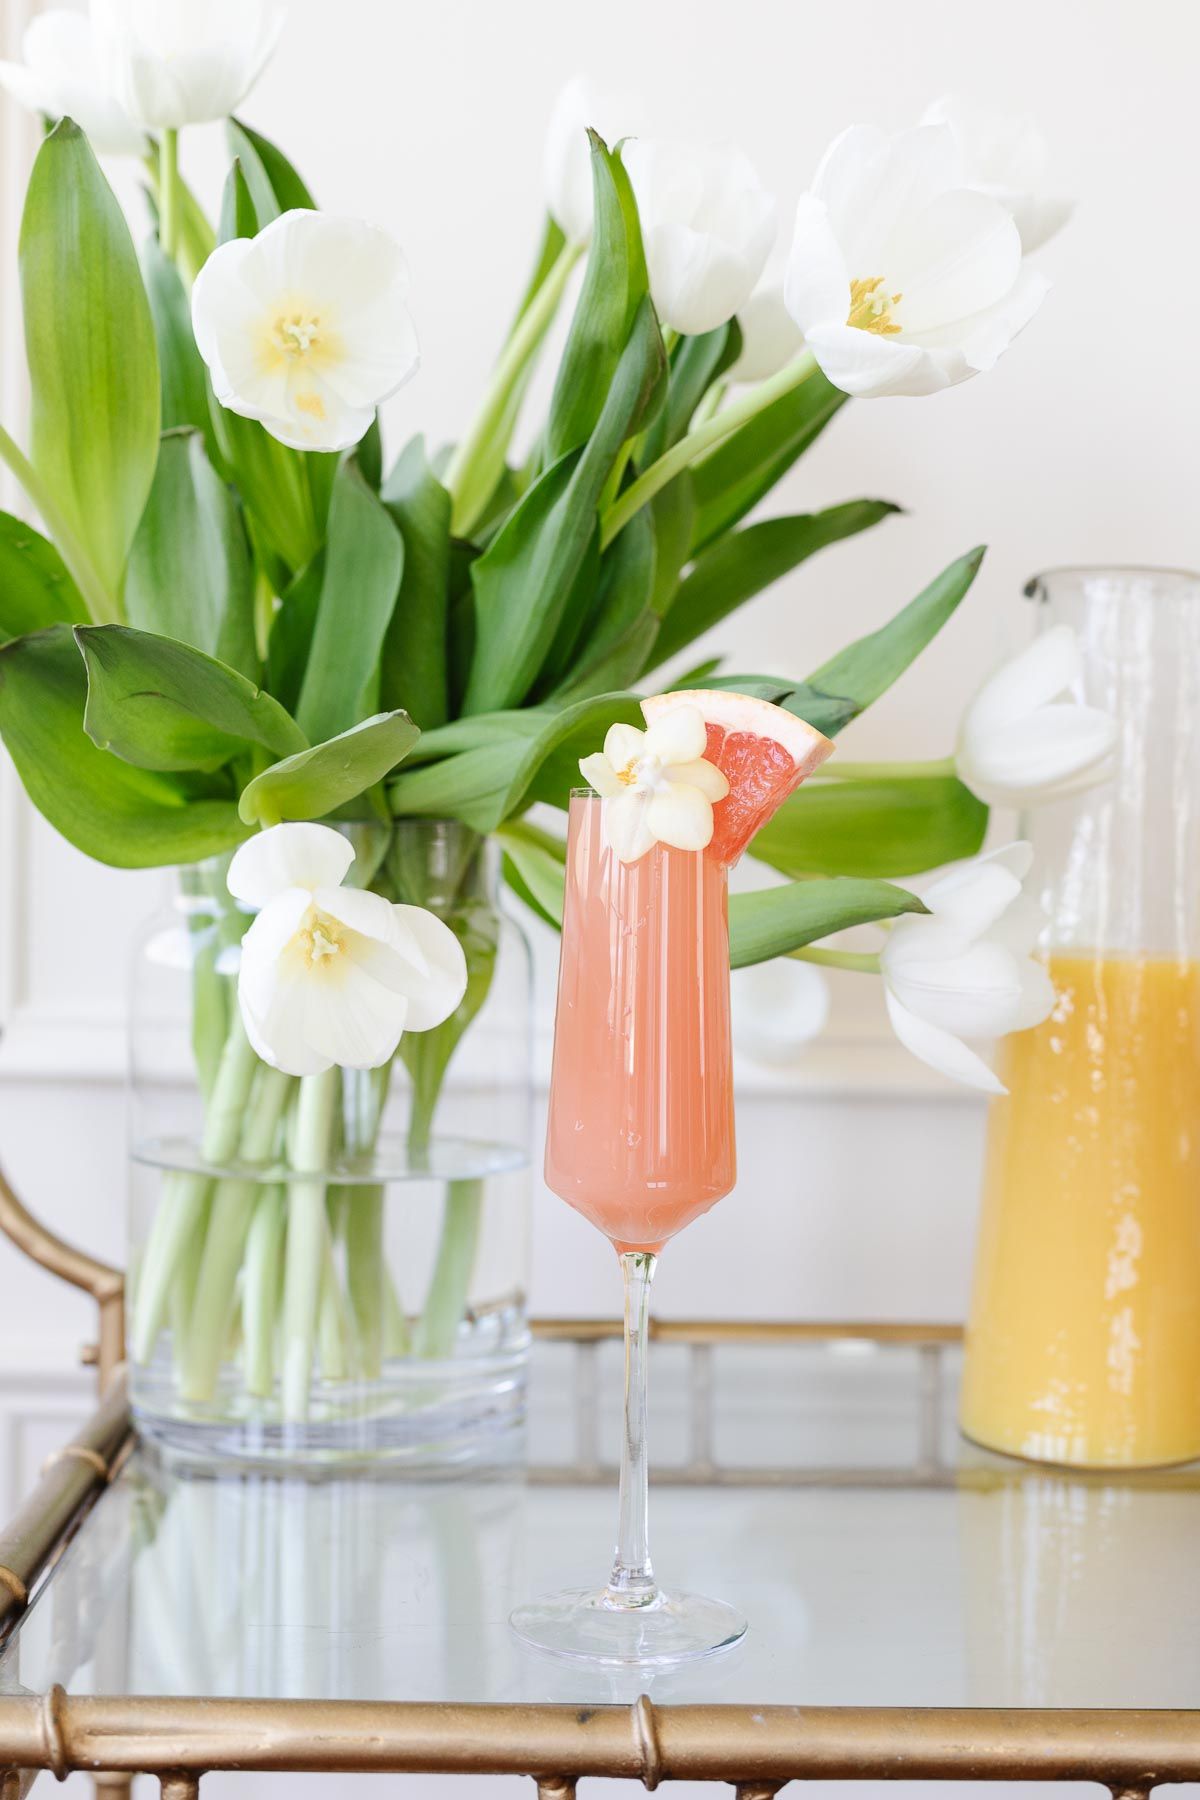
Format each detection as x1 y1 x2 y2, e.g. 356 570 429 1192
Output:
510 789 746 1664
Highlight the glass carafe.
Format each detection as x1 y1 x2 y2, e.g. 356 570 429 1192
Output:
961 568 1200 1467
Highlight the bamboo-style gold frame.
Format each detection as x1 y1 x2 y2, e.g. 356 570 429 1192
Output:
2 1160 1198 1798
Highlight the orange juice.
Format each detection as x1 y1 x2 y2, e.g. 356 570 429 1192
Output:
961 953 1200 1467
544 792 735 1252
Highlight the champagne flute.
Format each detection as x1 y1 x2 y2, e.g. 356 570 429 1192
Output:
510 788 746 1664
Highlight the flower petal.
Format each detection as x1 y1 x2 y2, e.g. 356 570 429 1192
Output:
783 196 850 334
388 905 469 1031
733 278 805 382
664 757 729 801
602 792 655 863
579 752 623 797
804 322 935 398
883 938 1027 1038
291 954 411 1071
603 721 645 770
642 703 706 765
886 189 1021 336
962 625 1084 739
885 987 1006 1094
646 782 714 851
228 823 355 908
313 885 431 977
813 122 962 271
958 703 1118 807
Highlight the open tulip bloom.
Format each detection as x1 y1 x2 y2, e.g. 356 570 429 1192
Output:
0 42 1075 1408
956 625 1119 808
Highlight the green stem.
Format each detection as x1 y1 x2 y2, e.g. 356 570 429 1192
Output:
443 239 581 536
318 1227 352 1381
242 1184 286 1399
820 756 957 782
789 946 881 974
600 349 817 550
414 1179 482 1360
0 418 119 623
281 1068 340 1423
690 378 728 429
383 1269 412 1358
132 1014 259 1365
345 1186 386 1379
177 1066 292 1403
159 128 180 264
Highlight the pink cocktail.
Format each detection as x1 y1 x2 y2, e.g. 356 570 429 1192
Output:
545 790 735 1252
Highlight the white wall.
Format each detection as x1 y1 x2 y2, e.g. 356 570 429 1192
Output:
0 0 1197 1479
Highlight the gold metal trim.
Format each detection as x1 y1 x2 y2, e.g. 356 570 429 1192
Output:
0 1693 1196 1784
39 1446 109 1481
0 1165 125 1393
530 1317 964 1344
0 1375 129 1635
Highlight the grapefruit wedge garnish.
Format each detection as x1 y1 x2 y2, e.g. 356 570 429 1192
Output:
641 689 834 866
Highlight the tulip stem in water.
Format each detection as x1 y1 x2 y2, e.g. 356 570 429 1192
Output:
600 349 817 549
414 1179 482 1359
281 1068 340 1422
242 1184 286 1397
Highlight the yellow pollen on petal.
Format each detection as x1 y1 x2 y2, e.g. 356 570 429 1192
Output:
295 391 326 419
847 276 903 336
274 312 322 356
295 911 346 970
616 761 639 786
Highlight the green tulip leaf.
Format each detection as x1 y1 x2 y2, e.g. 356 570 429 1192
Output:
751 775 988 879
496 819 567 927
546 133 649 463
650 499 901 673
689 369 846 553
20 119 160 612
465 295 666 715
228 117 316 215
380 436 451 730
125 429 258 680
548 507 658 701
239 709 420 826
295 459 405 743
76 623 306 773
218 157 261 243
637 319 743 468
0 625 248 867
0 513 86 643
729 877 926 969
142 236 224 471
809 545 985 714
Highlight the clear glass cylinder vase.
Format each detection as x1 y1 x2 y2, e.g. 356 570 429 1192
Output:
127 819 533 1471
961 568 1200 1467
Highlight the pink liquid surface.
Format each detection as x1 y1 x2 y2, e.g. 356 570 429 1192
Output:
544 793 736 1252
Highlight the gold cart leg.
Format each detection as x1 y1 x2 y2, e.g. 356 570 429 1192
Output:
94 1776 134 1799
535 1781 575 1800
160 1779 199 1799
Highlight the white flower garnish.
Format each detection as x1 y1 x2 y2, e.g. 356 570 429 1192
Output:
579 704 729 864
227 822 467 1077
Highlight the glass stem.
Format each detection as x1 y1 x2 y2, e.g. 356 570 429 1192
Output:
606 1249 658 1608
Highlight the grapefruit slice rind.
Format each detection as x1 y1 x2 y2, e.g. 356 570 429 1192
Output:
641 689 835 866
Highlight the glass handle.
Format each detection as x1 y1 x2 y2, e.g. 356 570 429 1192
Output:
606 1249 658 1608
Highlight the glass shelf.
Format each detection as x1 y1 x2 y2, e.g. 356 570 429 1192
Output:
3 1334 1199 1713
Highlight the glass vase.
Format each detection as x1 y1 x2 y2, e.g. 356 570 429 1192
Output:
961 567 1200 1467
127 819 533 1471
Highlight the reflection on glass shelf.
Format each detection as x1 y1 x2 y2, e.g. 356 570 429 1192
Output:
2 1339 1199 1711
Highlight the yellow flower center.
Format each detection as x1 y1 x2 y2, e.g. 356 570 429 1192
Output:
273 312 322 357
847 276 903 336
297 910 345 969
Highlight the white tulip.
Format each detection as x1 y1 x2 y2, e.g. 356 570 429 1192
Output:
957 626 1118 809
0 10 142 156
192 209 419 453
92 0 284 130
543 75 633 245
922 95 1072 254
622 138 776 337
783 121 1048 398
579 705 729 864
880 843 1054 1094
732 277 804 382
227 823 467 1079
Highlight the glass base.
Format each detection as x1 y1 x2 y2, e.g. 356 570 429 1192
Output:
510 1585 747 1666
